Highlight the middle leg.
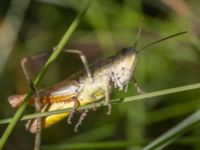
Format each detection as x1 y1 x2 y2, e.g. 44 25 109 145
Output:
62 49 93 81
67 98 80 124
74 109 89 132
105 84 112 115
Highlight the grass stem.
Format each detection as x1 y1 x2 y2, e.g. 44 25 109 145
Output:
0 1 91 149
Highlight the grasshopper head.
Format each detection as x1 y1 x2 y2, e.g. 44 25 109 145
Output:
120 47 137 56
110 47 137 90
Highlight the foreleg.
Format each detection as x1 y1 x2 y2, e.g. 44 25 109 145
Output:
132 77 145 94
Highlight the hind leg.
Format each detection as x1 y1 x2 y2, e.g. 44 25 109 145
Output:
21 57 42 150
74 109 89 132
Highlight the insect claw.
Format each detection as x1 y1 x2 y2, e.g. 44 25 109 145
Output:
124 84 129 93
92 104 97 111
67 109 75 124
106 103 112 115
74 109 89 132
25 119 41 134
132 77 145 94
135 85 145 94
74 128 78 132
68 110 77 124
67 116 72 124
137 88 145 94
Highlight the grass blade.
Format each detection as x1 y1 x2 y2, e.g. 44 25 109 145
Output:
0 0 91 149
0 82 200 125
142 109 200 150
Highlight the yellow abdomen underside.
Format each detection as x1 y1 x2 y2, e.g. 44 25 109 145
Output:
43 88 105 128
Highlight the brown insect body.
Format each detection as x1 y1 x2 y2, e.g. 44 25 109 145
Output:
8 31 186 133
40 47 136 103
9 47 137 133
42 48 137 128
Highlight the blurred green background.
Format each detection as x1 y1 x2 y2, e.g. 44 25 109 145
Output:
0 0 200 149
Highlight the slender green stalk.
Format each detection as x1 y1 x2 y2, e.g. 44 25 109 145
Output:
142 109 200 150
41 141 133 150
0 82 200 125
0 1 91 149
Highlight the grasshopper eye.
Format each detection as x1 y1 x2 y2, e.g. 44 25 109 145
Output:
121 47 135 56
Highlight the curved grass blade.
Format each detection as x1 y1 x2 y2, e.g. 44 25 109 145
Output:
142 109 200 150
0 0 92 149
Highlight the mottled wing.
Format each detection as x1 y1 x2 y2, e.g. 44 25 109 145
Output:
26 80 80 133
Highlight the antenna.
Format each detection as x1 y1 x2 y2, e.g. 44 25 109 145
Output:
133 19 143 49
137 31 187 53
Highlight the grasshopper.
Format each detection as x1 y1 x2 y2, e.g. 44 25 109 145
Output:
8 27 186 134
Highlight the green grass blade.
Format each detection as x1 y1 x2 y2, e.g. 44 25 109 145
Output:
41 141 133 150
142 109 200 150
0 82 199 125
0 1 91 149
